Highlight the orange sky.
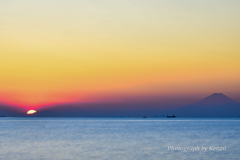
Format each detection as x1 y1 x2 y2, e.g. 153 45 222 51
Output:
0 0 240 109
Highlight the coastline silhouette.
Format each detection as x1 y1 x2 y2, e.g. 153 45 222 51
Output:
0 93 239 117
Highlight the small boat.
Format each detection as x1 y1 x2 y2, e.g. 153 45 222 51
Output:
167 115 176 118
143 116 147 118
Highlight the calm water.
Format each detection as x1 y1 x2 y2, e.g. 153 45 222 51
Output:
0 117 240 160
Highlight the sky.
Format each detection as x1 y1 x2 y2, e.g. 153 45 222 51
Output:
0 0 240 109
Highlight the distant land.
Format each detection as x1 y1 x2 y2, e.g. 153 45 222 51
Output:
167 93 240 117
0 93 240 117
0 103 26 117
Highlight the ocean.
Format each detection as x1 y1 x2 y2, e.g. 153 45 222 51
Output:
0 117 239 160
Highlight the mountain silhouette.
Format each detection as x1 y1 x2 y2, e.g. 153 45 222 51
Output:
169 93 240 117
192 93 238 106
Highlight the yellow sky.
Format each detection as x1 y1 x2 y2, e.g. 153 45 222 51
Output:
0 0 240 107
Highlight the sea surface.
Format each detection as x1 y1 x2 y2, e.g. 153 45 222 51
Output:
0 117 240 160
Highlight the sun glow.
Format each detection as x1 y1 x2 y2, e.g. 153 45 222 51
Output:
27 110 37 114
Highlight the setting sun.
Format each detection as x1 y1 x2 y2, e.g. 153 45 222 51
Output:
27 110 36 115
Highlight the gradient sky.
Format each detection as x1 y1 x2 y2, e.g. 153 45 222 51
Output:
0 0 240 109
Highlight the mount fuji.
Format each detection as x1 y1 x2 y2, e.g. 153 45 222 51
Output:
169 93 240 117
